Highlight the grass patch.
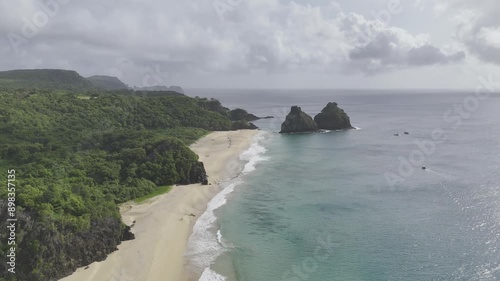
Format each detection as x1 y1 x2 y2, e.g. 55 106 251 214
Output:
134 186 172 204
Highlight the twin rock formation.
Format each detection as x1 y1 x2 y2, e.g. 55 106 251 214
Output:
280 102 353 134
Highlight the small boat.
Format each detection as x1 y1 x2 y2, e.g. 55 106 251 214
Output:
394 133 400 136
404 132 409 135
422 166 426 170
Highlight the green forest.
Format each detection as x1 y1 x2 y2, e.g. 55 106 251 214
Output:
0 88 258 281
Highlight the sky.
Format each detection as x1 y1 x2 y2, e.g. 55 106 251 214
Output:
1 0 500 89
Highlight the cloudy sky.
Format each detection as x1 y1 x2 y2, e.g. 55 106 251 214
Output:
1 0 499 89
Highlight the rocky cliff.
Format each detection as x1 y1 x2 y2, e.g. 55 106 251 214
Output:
229 108 260 122
314 102 353 130
280 106 318 133
187 162 209 185
0 200 134 281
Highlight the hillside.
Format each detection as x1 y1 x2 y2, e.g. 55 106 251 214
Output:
0 69 190 95
86 75 129 90
0 69 95 91
0 88 257 281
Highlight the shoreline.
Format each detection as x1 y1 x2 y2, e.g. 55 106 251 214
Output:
60 130 259 281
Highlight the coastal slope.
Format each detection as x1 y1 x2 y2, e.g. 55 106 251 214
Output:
60 130 258 281
280 106 318 133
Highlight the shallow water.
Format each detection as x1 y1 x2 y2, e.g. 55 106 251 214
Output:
187 90 500 281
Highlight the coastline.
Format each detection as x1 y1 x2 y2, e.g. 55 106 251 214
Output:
60 130 259 281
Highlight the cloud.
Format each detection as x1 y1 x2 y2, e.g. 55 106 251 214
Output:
0 0 465 86
477 27 500 49
407 45 465 65
437 0 500 65
462 25 500 64
340 13 464 74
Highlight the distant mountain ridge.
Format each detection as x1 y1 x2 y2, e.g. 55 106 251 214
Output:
86 75 129 90
0 69 95 91
0 69 185 94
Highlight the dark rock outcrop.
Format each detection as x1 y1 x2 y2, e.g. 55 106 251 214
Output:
230 108 260 122
314 102 353 130
280 106 318 133
188 162 208 185
229 108 273 124
0 202 133 281
120 225 135 241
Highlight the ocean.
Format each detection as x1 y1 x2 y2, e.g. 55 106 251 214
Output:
185 89 500 281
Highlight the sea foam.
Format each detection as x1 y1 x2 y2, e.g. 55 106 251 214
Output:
186 132 269 280
186 182 238 274
216 229 223 245
240 134 269 174
199 267 227 281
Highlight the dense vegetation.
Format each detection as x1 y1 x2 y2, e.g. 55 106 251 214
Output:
0 69 187 95
86 75 129 90
0 70 95 91
0 88 255 281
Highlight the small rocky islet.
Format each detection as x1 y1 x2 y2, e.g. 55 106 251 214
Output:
280 103 354 134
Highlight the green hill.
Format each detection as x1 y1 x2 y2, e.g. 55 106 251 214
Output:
0 69 95 91
86 75 129 90
0 87 259 281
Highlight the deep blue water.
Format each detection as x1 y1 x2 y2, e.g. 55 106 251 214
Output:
187 89 500 281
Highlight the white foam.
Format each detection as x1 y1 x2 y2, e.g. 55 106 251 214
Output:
186 132 269 280
240 133 270 174
216 230 222 245
199 267 227 281
186 182 238 273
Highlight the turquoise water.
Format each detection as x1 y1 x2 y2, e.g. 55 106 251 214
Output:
188 90 500 281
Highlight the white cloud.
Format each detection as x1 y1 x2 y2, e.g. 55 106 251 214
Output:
432 3 448 16
0 0 466 86
436 0 500 64
477 26 500 49
339 12 464 74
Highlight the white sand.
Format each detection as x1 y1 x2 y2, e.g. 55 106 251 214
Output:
60 130 259 281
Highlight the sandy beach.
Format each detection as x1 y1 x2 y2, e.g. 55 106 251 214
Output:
60 130 259 281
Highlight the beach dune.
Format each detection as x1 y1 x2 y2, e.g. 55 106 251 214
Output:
60 130 259 281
